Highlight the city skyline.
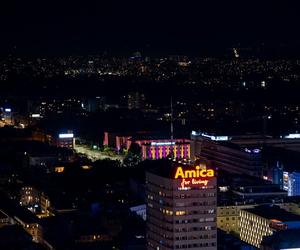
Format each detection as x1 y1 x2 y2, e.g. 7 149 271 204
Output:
2 2 300 250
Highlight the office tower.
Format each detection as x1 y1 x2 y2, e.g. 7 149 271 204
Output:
146 160 217 250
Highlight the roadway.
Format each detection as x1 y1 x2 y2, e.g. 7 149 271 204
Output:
74 144 124 162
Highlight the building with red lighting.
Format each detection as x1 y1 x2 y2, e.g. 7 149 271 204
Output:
146 160 217 250
103 131 190 160
103 131 131 151
131 139 190 160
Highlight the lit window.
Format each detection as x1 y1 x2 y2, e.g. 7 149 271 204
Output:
175 211 186 216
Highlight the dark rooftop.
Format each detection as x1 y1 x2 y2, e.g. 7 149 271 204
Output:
143 159 180 179
0 210 8 219
264 146 300 173
262 228 300 249
0 192 39 224
234 185 286 194
218 141 261 157
245 205 300 222
131 136 189 142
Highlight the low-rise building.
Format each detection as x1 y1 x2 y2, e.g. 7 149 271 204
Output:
240 205 300 248
103 131 190 160
191 132 263 177
0 194 43 243
217 205 255 235
0 210 10 228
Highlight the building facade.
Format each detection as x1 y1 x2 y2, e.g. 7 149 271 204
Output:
138 140 190 160
191 133 262 177
146 161 217 250
57 132 74 149
103 131 190 160
217 205 255 235
239 205 300 248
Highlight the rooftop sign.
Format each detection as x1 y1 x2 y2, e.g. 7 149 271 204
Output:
174 165 215 190
59 133 74 139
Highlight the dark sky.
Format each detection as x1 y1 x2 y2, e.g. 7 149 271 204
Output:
1 1 300 56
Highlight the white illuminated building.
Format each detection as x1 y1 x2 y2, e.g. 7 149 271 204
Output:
57 132 75 148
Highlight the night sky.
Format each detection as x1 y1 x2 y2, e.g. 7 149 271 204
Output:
1 1 300 56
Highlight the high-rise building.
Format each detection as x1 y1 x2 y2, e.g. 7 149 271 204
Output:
146 160 217 250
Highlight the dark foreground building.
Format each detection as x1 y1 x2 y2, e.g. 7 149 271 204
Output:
261 228 300 250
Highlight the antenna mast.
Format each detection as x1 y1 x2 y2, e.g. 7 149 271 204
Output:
171 96 174 140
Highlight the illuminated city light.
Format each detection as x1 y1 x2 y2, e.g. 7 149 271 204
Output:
81 165 92 170
253 149 260 153
191 130 198 136
150 142 175 146
59 133 74 138
55 166 65 173
280 248 300 250
200 133 229 141
284 134 300 139
4 108 11 112
244 148 261 154
143 141 190 160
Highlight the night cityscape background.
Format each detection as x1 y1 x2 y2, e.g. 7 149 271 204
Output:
1 1 300 250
